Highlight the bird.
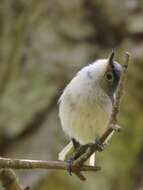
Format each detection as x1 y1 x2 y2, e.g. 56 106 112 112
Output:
58 51 122 166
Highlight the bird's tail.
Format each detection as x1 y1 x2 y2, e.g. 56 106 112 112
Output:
58 141 74 161
58 141 96 166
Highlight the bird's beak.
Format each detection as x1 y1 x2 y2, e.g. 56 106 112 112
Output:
105 50 115 72
108 50 115 67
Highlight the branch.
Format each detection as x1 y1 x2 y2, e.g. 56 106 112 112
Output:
72 52 130 179
0 157 100 172
0 169 23 190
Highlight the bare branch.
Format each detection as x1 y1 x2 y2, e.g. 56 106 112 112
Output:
0 157 100 172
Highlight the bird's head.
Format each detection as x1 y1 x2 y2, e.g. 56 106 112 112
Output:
80 51 122 102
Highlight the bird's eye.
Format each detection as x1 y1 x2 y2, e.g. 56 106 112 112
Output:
106 72 113 81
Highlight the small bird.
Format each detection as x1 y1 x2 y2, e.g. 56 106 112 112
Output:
58 51 122 166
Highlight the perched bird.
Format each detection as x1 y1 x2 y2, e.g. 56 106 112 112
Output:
58 51 122 166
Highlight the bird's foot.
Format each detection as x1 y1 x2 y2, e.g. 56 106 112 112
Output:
95 136 105 152
66 144 88 175
72 138 80 149
67 157 74 175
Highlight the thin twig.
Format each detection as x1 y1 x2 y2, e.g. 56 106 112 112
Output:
0 157 100 172
72 52 130 179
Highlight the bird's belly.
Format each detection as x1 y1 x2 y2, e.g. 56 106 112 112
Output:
60 100 112 145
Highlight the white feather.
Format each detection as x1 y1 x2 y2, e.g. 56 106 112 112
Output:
59 59 112 145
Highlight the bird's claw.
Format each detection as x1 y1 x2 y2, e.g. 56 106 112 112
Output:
95 137 105 152
67 158 74 175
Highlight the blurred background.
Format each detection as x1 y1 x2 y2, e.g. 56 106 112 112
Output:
0 0 143 189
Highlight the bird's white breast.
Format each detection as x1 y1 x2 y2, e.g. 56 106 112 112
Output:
59 65 112 145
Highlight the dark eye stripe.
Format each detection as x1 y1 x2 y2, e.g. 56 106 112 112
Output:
112 62 122 92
